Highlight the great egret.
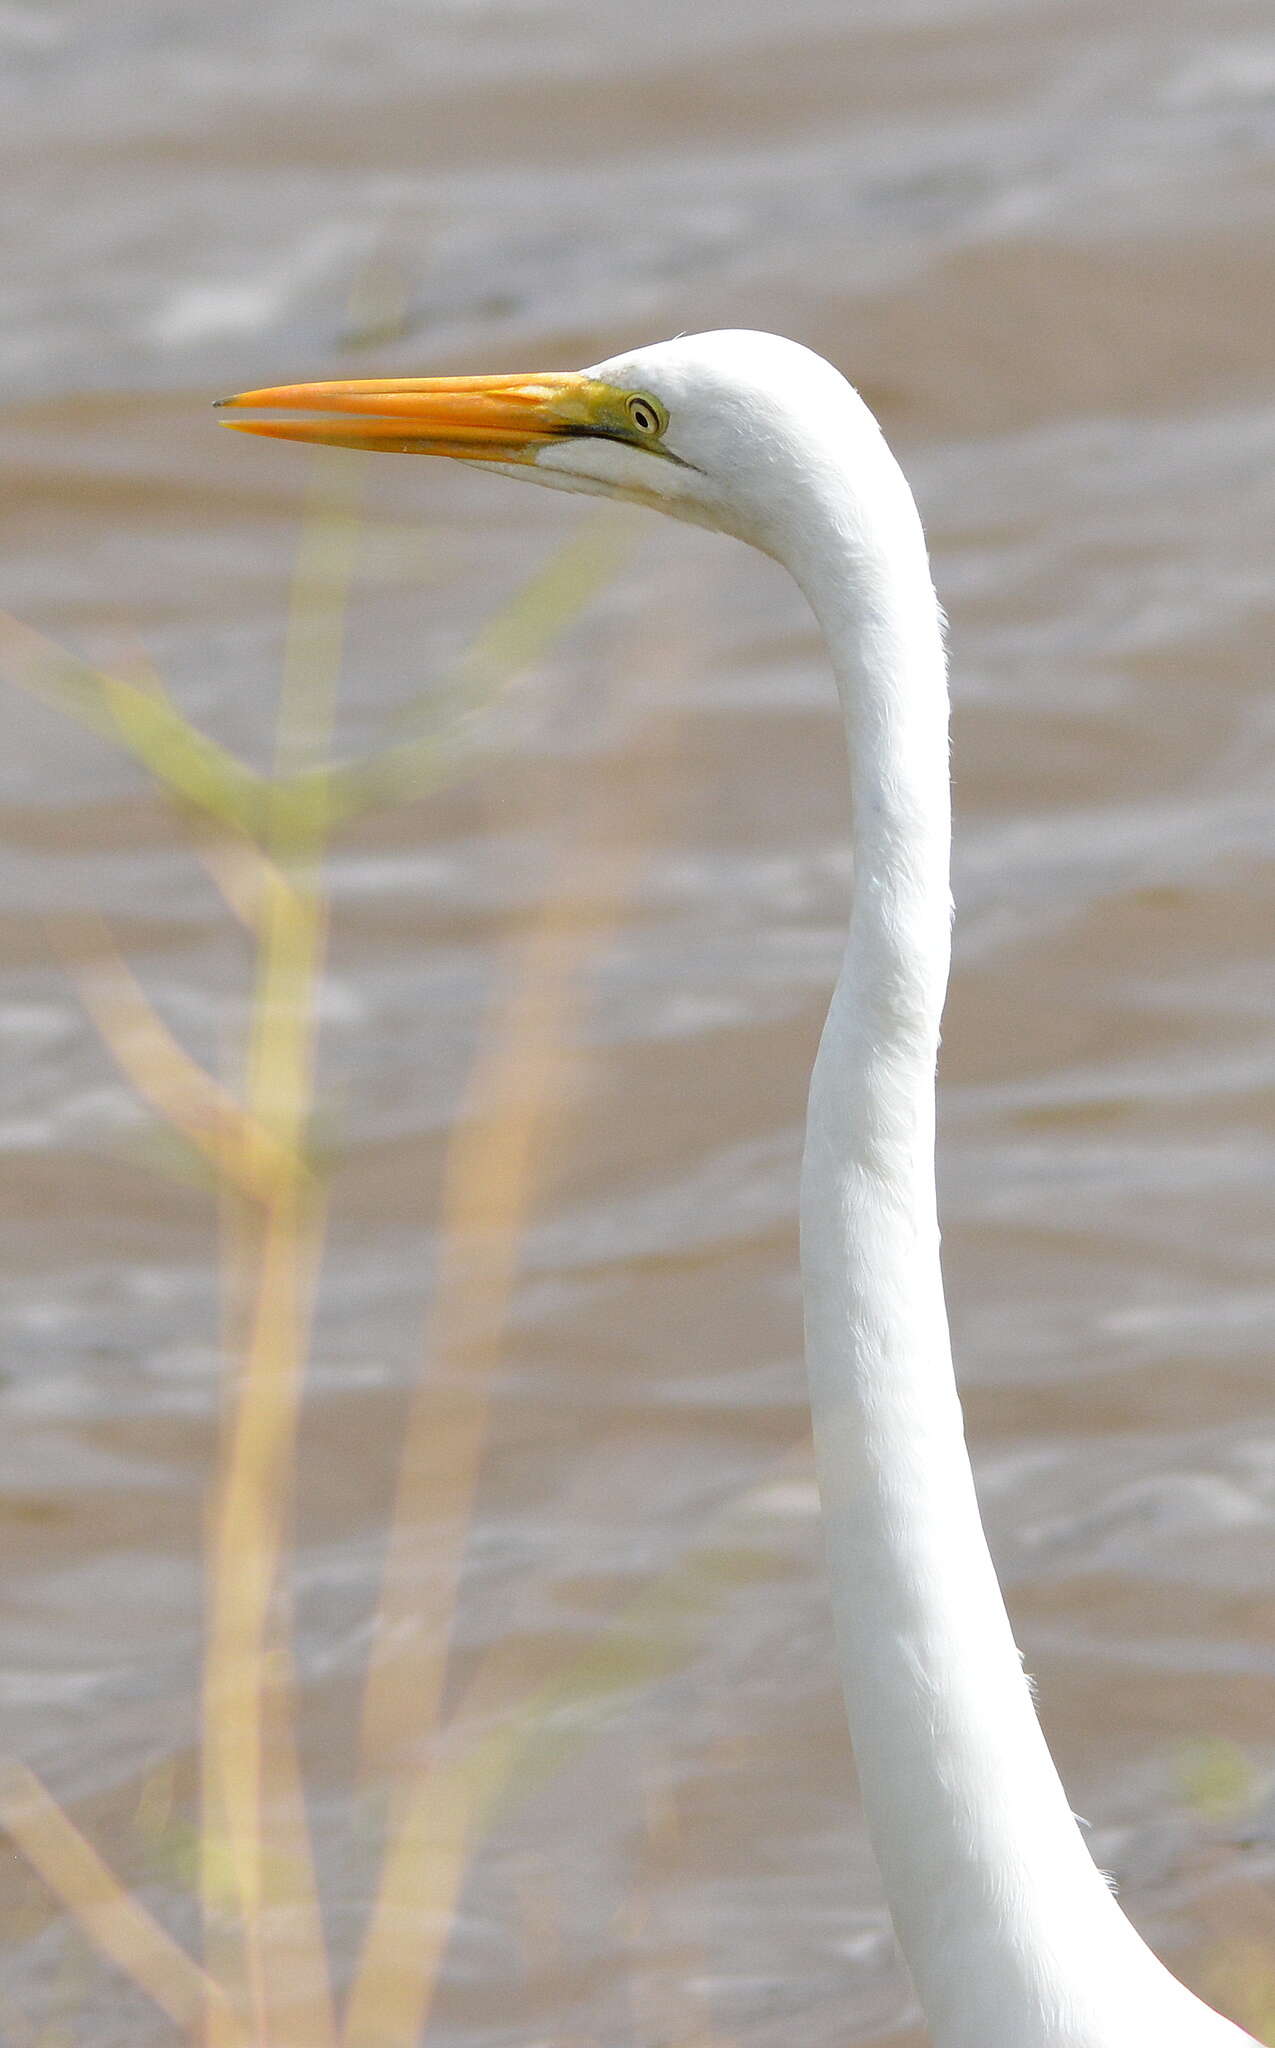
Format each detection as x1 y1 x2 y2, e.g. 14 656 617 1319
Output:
220 333 1256 2048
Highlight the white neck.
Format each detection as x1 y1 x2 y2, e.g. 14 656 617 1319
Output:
782 396 1246 2048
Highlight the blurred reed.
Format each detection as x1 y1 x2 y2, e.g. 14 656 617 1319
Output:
0 437 747 2048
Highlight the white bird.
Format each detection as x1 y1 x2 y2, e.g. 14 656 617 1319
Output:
220 333 1256 2048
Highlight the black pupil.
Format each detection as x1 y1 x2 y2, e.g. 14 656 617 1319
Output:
633 403 654 430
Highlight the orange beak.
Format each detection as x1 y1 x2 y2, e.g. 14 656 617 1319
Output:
215 371 601 462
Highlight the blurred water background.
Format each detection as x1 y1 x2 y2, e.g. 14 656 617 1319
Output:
1 1 1275 2042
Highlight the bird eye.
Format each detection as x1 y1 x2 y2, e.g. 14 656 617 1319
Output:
626 393 665 436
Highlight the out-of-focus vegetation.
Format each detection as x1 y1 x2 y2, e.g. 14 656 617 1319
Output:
0 446 782 2047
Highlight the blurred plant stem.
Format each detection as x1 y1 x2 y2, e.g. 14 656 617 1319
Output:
201 451 367 2048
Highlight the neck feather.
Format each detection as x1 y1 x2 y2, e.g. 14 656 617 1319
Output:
781 406 1238 2048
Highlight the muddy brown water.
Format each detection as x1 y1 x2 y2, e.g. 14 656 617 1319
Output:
2 1 1275 2042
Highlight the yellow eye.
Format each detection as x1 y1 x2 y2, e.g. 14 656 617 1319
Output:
626 392 665 436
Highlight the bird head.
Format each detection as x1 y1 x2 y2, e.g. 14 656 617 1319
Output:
217 330 868 560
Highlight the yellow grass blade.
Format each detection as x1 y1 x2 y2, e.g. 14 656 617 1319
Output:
189 829 282 933
431 503 633 722
198 1704 252 2048
204 1182 334 2039
0 510 627 843
0 1758 248 2043
340 1745 480 2048
199 449 364 2046
55 913 298 1204
256 1631 340 2047
199 1622 339 2048
0 611 270 839
105 642 285 936
101 681 267 841
319 507 633 823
